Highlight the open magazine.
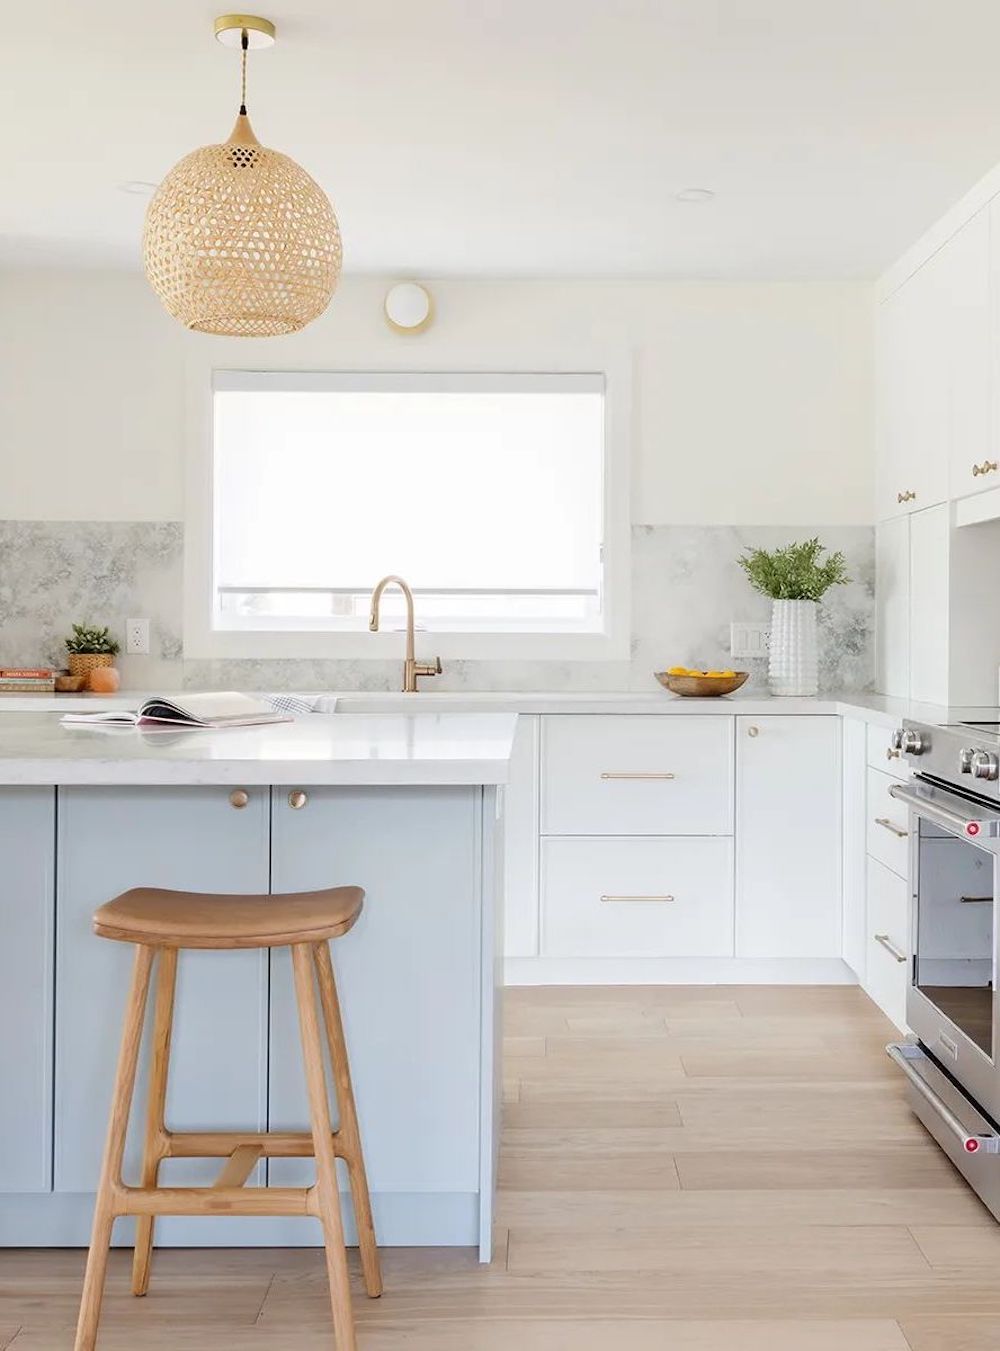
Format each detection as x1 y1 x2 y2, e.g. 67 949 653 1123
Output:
59 691 293 729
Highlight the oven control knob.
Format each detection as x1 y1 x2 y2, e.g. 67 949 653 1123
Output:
971 749 999 781
890 727 925 756
959 747 975 774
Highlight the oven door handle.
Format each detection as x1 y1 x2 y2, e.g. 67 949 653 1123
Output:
888 782 1000 838
886 1043 1000 1154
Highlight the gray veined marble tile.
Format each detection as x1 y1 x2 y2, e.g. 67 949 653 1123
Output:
0 520 874 694
0 521 184 684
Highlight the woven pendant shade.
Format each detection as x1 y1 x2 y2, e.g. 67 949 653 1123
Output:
144 111 341 337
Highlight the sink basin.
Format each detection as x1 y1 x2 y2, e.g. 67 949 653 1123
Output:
332 693 506 714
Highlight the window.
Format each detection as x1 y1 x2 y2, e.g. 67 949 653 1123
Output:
211 371 607 638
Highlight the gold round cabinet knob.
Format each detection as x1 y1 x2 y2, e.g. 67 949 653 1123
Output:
747 725 759 738
229 789 249 809
288 790 308 810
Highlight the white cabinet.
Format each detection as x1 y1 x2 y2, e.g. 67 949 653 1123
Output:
908 504 950 704
541 715 733 836
540 836 734 958
865 857 909 1031
0 788 54 1192
945 206 993 501
866 767 910 879
876 255 948 521
875 504 949 704
875 514 910 698
876 209 990 521
735 716 841 959
875 501 1000 706
867 721 908 782
841 719 867 982
54 787 270 1195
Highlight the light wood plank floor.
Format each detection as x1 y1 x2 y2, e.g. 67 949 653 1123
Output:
3 985 1000 1349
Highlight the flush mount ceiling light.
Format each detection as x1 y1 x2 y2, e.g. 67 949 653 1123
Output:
384 282 434 334
143 14 341 337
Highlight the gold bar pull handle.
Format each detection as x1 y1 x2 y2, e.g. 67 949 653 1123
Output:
600 771 676 781
874 816 908 839
874 932 907 963
601 894 675 903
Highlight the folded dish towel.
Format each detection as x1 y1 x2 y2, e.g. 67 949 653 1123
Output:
263 693 337 716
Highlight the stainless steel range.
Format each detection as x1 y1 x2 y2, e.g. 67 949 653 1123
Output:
887 717 1000 1215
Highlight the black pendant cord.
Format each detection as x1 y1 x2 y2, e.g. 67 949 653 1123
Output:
239 28 249 116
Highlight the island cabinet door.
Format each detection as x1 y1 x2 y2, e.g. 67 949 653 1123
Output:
735 716 842 959
54 786 270 1194
0 787 55 1193
269 786 482 1241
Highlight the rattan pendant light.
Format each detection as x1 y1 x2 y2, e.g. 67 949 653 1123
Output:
144 14 341 337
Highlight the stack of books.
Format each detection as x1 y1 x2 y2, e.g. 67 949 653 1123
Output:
0 668 56 693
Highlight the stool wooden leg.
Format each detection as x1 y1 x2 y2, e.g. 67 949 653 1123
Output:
291 943 357 1351
131 946 178 1297
75 944 155 1351
313 940 382 1298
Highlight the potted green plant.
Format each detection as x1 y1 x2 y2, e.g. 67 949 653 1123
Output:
64 624 121 689
737 538 848 696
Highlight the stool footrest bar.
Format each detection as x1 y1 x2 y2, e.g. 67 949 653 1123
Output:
114 1184 314 1217
213 1144 264 1189
164 1129 346 1159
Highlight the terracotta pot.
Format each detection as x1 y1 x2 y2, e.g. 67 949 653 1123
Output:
88 665 121 694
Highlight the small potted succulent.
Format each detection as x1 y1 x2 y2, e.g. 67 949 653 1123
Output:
737 538 848 696
64 624 121 691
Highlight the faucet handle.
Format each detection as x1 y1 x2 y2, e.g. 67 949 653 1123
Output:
414 657 442 679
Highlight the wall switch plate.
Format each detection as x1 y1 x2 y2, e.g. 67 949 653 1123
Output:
730 620 770 660
125 618 150 656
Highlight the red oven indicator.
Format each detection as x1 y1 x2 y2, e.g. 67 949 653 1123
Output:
965 1139 981 1153
966 822 982 837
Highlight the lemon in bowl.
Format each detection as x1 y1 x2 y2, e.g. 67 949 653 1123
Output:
654 668 749 697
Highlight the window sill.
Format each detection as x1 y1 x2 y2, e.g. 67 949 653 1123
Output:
182 626 630 663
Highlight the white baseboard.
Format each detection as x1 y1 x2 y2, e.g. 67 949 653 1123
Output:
504 956 857 986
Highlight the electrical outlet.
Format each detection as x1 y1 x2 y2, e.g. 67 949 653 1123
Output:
125 618 150 656
730 620 770 660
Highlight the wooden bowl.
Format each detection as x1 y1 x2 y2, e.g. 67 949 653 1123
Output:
54 674 87 692
655 671 750 698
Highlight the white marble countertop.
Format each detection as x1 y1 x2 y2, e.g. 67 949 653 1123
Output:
0 712 519 786
0 688 995 729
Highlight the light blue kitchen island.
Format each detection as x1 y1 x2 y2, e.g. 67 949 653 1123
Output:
0 711 515 1260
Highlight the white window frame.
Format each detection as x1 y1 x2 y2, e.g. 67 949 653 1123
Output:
184 357 631 662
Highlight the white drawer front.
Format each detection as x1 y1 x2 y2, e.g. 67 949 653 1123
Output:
541 716 733 836
865 856 910 1030
866 766 910 880
541 836 734 958
867 722 909 782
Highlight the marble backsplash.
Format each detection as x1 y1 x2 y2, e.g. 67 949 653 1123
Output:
0 521 875 694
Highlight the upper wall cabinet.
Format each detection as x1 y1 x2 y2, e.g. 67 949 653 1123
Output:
876 206 991 521
944 206 992 501
877 251 948 520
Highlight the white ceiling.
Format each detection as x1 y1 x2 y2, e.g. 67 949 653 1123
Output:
6 1 1000 279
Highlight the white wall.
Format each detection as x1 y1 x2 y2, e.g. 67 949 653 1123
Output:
0 269 874 525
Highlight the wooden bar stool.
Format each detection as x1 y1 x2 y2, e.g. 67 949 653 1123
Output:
74 884 382 1351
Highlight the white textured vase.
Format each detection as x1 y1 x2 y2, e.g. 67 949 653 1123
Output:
768 599 819 697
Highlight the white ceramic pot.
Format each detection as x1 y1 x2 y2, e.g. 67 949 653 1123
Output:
768 598 818 697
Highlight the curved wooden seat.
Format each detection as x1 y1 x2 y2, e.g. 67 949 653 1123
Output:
92 885 364 949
